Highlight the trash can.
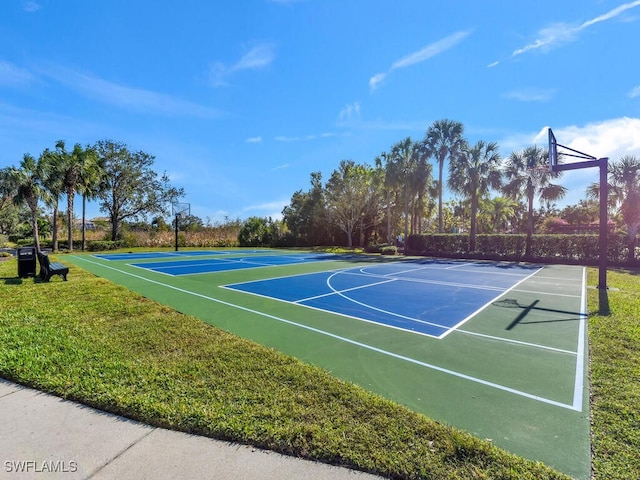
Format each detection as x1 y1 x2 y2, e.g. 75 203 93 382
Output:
17 247 37 278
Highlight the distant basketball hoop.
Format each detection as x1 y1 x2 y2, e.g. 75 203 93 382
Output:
172 202 190 252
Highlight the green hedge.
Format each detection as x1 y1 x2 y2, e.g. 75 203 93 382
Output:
406 234 636 266
86 240 127 251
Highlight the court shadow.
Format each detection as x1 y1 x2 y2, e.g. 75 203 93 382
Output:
494 298 583 330
2 277 23 285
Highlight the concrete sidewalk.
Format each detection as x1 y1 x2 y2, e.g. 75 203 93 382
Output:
0 379 384 480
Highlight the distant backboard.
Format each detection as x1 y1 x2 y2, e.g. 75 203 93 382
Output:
172 202 190 218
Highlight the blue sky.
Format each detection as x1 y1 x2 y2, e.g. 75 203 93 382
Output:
2 0 640 223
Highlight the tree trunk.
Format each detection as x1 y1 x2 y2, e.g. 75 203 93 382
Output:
438 161 444 233
470 194 477 252
52 204 58 252
67 189 75 251
627 227 638 264
526 189 534 258
81 195 87 251
111 215 119 241
28 196 41 252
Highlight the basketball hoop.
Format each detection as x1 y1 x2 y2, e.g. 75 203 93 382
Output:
171 202 190 251
172 202 190 218
548 127 609 302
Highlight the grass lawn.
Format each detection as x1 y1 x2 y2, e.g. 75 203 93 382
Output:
0 254 637 479
587 268 640 479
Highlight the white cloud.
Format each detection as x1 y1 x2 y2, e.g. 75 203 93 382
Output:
232 44 275 71
245 136 262 143
513 0 640 56
274 132 337 142
503 88 556 102
540 117 640 161
501 117 640 206
0 61 35 86
368 73 386 91
391 31 471 69
40 65 221 118
487 61 499 68
23 1 41 12
271 163 289 170
209 43 275 87
337 102 361 124
241 199 289 220
369 31 471 91
629 85 640 98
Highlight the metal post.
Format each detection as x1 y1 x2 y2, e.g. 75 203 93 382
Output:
598 158 609 290
175 214 179 252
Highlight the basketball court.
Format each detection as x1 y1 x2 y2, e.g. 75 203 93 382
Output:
67 249 591 479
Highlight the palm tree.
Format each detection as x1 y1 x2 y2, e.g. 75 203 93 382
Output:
39 148 65 252
448 140 502 252
76 147 104 250
503 145 566 257
411 145 433 234
424 119 465 232
375 154 394 244
54 140 97 251
8 154 49 251
388 137 418 244
483 196 517 233
588 155 640 263
0 167 15 212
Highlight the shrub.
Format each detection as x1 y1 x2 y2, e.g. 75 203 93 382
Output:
406 233 639 266
86 240 127 251
380 245 398 255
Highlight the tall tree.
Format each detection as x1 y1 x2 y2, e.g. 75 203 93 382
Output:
7 154 49 251
448 140 502 252
0 168 20 236
588 155 640 263
387 138 418 243
39 147 65 251
411 143 434 234
325 160 382 247
378 151 402 244
424 119 465 232
503 145 566 257
76 147 104 250
93 140 184 241
282 172 329 245
0 167 15 216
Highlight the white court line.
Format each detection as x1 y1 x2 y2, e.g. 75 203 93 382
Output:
323 272 456 331
573 267 587 411
454 330 577 355
70 255 582 411
342 268 506 292
296 277 397 303
512 288 581 299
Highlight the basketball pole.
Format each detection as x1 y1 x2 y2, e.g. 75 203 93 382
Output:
175 214 179 252
548 128 609 295
598 158 608 290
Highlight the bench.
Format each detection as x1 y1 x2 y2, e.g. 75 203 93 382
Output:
37 251 69 282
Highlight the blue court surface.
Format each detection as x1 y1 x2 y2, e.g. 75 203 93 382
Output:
127 252 347 276
223 260 540 338
94 250 273 261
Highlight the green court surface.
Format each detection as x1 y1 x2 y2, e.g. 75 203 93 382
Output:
67 250 590 479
